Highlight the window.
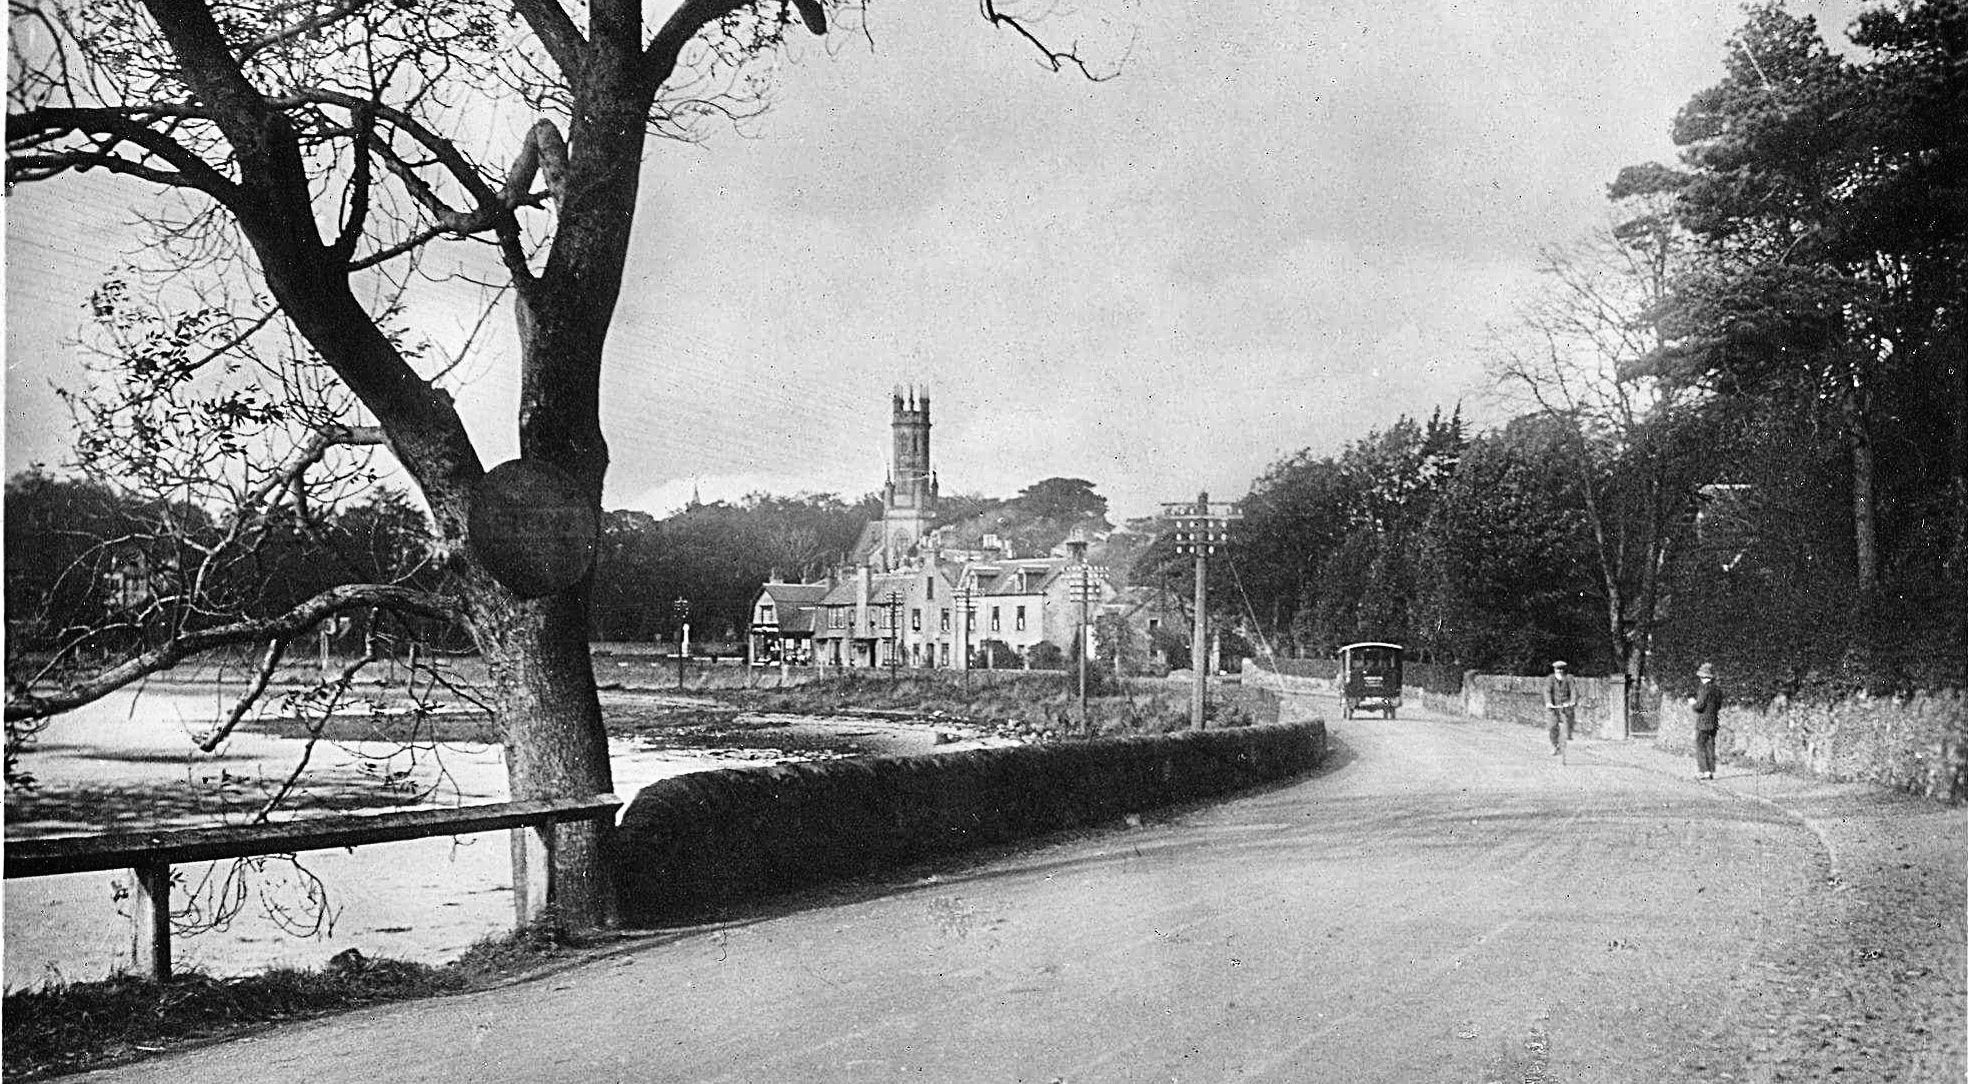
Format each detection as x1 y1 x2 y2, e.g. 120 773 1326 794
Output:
940 609 951 632
1015 605 1027 632
758 604 775 624
926 578 935 600
940 643 950 666
1148 618 1160 632
991 606 1001 632
911 608 922 632
966 610 976 632
831 606 847 629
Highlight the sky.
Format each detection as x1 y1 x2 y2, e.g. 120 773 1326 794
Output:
3 0 1870 523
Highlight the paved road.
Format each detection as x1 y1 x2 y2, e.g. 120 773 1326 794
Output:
83 694 1965 1083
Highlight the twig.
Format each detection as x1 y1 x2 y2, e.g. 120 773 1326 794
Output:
198 636 290 752
252 648 379 822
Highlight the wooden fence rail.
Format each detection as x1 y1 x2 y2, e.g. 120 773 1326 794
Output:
3 796 620 982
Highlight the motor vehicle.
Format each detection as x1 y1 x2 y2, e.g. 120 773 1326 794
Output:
1337 641 1403 719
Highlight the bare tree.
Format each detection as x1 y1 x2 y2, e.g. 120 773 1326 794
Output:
1489 212 1708 719
7 0 1117 927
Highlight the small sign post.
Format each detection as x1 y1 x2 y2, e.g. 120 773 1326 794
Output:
467 459 600 600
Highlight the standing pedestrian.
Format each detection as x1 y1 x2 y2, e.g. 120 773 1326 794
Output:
1545 660 1577 756
1689 662 1723 779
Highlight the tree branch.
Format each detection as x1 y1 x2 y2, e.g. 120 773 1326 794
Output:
5 584 465 723
511 0 590 78
6 106 242 202
977 0 1125 82
331 102 378 264
197 636 291 752
236 0 372 63
645 0 756 90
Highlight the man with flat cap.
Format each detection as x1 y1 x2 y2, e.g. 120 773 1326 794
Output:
1688 662 1724 779
1545 660 1577 756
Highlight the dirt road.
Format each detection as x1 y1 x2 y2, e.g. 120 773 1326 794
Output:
79 695 1965 1083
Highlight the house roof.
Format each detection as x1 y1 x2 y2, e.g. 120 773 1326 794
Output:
776 607 817 634
760 583 829 606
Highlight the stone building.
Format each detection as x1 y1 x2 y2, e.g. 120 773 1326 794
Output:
747 391 1118 670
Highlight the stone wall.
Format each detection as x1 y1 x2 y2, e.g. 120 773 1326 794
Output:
1654 688 1966 802
1459 673 1628 739
613 716 1327 924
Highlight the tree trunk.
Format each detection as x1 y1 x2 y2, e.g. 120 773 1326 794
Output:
470 577 615 929
1841 361 1879 608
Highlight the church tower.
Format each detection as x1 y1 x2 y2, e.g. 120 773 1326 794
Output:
880 385 939 569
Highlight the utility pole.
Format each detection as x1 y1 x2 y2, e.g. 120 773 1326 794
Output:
1067 562 1104 734
885 590 902 684
1163 492 1240 730
672 597 689 690
1079 564 1090 731
956 583 975 691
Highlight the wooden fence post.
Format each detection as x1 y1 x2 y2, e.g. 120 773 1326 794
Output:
132 860 172 982
512 823 554 926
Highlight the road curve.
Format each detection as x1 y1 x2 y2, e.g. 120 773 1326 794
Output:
82 693 1963 1083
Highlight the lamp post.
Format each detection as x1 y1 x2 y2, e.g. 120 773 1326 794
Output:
1162 492 1240 730
672 597 690 690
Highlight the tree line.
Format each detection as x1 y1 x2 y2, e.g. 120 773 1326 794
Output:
1205 2 1965 701
5 471 1122 659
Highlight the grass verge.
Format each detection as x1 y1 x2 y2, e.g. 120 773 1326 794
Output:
1 922 604 1081
707 673 1280 737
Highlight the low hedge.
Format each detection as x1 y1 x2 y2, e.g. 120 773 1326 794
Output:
614 720 1326 924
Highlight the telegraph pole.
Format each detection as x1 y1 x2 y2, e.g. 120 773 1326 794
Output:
956 584 975 691
1067 561 1104 734
885 590 902 683
1163 492 1239 730
672 597 690 690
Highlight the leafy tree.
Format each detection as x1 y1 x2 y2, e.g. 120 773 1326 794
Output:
1233 451 1350 650
1027 640 1066 671
7 0 1119 926
589 492 875 643
1092 610 1146 680
1014 477 1109 523
1622 0 1967 690
1232 411 1463 658
1413 418 1603 673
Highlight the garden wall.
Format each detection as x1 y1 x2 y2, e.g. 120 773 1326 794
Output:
1460 673 1628 739
1654 688 1966 803
613 716 1327 924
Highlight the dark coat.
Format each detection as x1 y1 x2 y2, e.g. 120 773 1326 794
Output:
1692 682 1723 732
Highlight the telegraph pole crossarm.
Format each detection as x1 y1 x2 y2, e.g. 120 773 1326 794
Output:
1161 492 1241 730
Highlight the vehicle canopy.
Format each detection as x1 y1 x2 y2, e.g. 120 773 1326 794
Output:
1337 642 1404 670
1336 642 1404 719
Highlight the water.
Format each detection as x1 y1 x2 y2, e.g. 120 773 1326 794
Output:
2 686 1011 990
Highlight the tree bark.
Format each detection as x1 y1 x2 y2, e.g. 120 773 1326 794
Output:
469 576 615 928
1843 369 1879 616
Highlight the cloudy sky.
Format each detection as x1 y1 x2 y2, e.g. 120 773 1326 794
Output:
3 0 1865 521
